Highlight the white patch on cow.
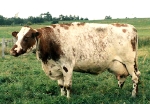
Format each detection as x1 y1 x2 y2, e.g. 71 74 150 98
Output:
71 22 80 25
15 27 30 53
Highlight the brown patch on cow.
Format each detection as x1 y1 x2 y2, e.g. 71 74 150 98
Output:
20 28 37 51
136 83 138 93
100 42 107 49
57 29 60 33
131 36 137 51
133 28 137 32
64 25 69 30
96 27 106 32
59 24 70 30
77 22 85 26
49 71 52 75
122 29 127 33
12 31 18 37
51 64 55 68
88 35 93 39
63 66 68 72
134 58 138 72
51 24 56 28
63 23 72 26
59 24 63 27
66 86 71 90
59 85 64 88
72 48 76 57
37 27 63 63
112 23 128 27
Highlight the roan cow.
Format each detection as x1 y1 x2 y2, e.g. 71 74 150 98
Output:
10 22 141 98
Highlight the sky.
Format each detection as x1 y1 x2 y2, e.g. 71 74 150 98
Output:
0 0 149 20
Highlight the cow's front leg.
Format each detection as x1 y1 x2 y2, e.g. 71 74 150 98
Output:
58 79 66 96
116 75 127 88
62 66 73 98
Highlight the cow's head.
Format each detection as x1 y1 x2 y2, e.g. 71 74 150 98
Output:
10 26 40 57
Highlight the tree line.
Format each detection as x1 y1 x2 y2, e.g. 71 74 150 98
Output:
0 12 89 25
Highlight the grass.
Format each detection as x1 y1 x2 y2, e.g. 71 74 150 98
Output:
0 53 150 104
0 18 150 103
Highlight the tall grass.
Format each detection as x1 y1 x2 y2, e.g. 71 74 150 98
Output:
139 37 150 48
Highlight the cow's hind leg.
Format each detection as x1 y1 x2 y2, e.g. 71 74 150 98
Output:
125 63 139 97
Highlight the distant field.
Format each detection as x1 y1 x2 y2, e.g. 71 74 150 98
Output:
0 18 150 38
0 18 150 104
0 25 46 39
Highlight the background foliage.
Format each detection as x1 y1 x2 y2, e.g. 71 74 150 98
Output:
0 12 88 25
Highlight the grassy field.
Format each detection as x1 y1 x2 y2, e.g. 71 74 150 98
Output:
0 18 150 104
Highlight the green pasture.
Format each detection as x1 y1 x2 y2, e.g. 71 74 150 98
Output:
0 18 150 104
0 54 150 104
0 18 150 38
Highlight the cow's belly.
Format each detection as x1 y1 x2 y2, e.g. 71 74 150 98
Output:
73 48 112 74
74 60 110 74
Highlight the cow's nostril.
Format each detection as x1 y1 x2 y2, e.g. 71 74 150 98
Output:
10 50 17 56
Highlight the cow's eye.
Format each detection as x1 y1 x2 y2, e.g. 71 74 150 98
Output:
24 37 29 42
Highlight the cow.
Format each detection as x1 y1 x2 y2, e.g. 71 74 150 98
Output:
10 22 140 98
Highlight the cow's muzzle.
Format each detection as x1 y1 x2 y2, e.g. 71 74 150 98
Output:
10 45 26 57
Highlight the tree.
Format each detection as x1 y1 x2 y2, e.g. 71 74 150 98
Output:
5 18 13 25
84 18 88 20
41 12 52 21
59 14 65 20
69 15 74 20
0 13 89 25
64 15 70 21
52 17 59 21
80 17 84 20
13 17 24 24
0 15 5 25
74 15 79 20
51 20 59 24
105 15 112 19
28 16 34 23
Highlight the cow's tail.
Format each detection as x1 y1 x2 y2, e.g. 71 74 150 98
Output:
135 31 141 77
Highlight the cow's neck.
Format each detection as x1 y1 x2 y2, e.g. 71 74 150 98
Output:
35 37 40 52
35 36 41 61
35 29 63 64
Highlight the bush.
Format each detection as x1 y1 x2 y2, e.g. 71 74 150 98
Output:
51 20 59 24
26 21 32 25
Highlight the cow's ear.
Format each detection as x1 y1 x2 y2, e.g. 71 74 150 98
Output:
32 32 40 38
12 31 18 37
32 31 42 38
